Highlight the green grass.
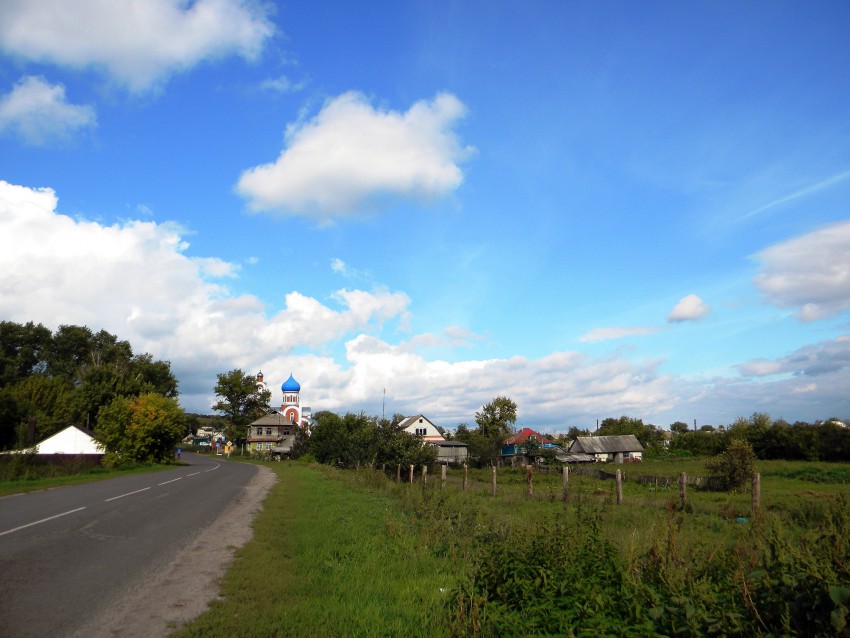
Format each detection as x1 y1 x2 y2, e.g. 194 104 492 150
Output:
171 459 850 637
0 462 176 496
173 463 457 638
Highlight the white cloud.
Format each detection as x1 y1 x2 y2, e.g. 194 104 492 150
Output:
754 219 850 321
236 91 475 219
0 76 95 145
2 179 847 428
330 258 370 281
0 0 274 92
667 294 710 322
260 75 307 94
578 326 660 343
0 180 413 405
737 335 850 378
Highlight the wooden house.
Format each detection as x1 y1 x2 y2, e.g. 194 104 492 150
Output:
567 435 643 463
247 412 297 455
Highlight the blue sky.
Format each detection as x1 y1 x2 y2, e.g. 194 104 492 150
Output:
1 0 849 431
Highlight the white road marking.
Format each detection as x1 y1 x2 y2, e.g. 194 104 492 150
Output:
203 464 220 472
105 487 150 502
186 471 202 477
158 477 183 485
0 507 87 537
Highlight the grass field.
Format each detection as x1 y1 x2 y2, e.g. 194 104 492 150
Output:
173 458 850 637
173 463 456 638
0 458 175 496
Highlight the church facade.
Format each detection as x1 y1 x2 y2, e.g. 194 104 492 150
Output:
246 371 311 455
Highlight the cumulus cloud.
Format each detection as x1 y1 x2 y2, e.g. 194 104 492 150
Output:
3 179 847 428
754 220 850 321
0 0 274 92
0 181 413 406
236 91 475 219
0 76 96 145
737 335 850 378
578 326 660 343
667 294 710 323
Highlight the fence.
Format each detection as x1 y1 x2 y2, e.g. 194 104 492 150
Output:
389 463 760 516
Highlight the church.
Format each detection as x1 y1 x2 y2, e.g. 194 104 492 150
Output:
246 371 312 455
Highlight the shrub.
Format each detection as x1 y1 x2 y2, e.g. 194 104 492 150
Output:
705 439 756 492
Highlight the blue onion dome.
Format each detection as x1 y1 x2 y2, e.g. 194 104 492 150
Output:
281 373 300 392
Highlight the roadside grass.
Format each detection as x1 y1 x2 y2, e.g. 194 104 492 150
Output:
0 461 176 496
173 462 456 638
173 458 849 636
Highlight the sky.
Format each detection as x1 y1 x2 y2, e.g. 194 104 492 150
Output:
1 0 849 432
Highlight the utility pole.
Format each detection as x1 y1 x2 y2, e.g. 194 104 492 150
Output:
382 388 385 421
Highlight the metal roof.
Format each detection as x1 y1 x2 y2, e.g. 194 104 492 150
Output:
569 435 643 454
249 412 294 426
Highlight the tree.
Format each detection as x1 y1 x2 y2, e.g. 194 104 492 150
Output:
212 369 271 443
7 375 73 443
475 396 517 438
455 426 502 468
670 421 689 434
567 426 591 440
0 321 51 385
373 418 436 469
96 393 185 464
128 353 179 398
307 411 374 467
705 438 756 492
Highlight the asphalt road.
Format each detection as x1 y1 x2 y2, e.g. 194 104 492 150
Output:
0 453 259 638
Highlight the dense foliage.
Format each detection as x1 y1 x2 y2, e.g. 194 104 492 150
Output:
0 321 179 450
96 392 185 464
212 368 271 443
443 494 850 637
450 397 520 467
670 413 850 462
705 438 757 491
305 410 437 469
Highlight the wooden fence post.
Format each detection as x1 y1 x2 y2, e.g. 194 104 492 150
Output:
526 464 533 498
678 472 686 509
409 464 414 484
463 463 468 491
422 465 428 486
752 472 761 516
441 464 446 489
396 464 401 482
615 469 623 504
491 466 497 497
562 465 569 503
381 463 385 475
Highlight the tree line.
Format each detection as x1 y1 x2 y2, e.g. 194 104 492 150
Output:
668 412 850 462
0 320 184 463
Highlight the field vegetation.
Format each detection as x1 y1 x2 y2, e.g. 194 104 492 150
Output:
174 456 850 637
0 451 174 496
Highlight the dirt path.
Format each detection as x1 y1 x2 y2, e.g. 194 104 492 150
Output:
70 464 278 638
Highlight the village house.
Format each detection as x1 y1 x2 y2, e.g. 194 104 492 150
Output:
500 427 557 465
567 435 644 463
398 414 468 464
